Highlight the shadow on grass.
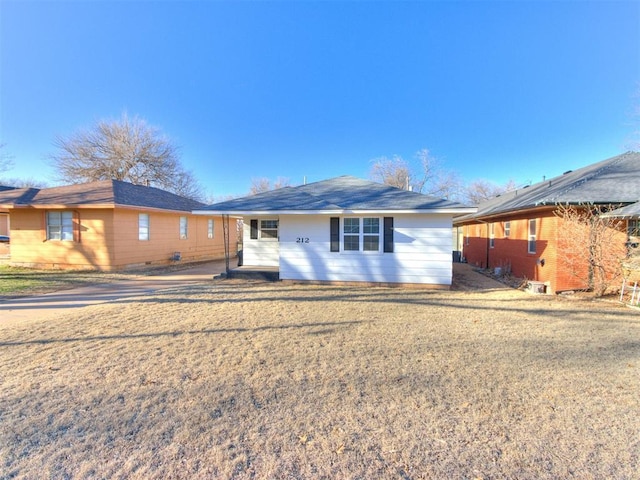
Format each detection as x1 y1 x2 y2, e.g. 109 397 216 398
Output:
102 284 638 324
0 319 367 347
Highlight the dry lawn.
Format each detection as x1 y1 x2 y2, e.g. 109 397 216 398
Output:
1 273 639 479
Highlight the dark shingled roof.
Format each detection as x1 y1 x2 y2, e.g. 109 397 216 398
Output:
603 202 640 218
457 152 640 222
0 179 205 212
198 175 475 213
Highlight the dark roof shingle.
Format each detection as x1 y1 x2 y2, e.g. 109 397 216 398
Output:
458 152 640 221
199 176 474 213
0 180 204 212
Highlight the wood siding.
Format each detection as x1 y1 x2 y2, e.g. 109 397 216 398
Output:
242 217 279 267
6 208 235 270
273 214 454 286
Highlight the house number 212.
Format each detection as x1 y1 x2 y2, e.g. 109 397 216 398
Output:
296 237 310 244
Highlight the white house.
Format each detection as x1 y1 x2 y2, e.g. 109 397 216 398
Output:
195 176 476 287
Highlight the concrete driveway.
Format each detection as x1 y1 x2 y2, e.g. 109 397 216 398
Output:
0 260 227 324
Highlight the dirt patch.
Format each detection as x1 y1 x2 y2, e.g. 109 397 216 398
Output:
0 276 638 479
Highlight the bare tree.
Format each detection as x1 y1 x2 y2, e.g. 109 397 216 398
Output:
50 113 204 200
555 203 628 297
0 143 13 175
464 179 517 204
0 177 48 189
249 177 291 195
370 149 463 200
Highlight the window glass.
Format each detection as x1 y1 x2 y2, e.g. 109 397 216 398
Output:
489 223 495 248
504 221 511 237
363 218 380 251
180 216 188 239
342 218 383 252
47 211 73 241
528 219 536 253
139 213 150 241
260 219 278 239
343 218 360 251
208 219 214 239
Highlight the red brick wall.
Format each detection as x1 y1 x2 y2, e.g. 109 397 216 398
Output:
460 208 630 294
461 210 576 293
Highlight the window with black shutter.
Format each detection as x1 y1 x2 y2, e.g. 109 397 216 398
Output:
330 217 340 252
383 217 394 253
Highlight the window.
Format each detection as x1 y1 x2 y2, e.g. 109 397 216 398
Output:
489 223 495 248
139 213 149 241
465 226 469 246
343 218 360 251
342 217 382 252
528 219 536 253
208 219 214 239
260 219 278 240
363 218 380 251
47 211 73 241
628 219 640 237
180 216 188 239
504 221 511 238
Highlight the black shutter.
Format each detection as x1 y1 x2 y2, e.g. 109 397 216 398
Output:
330 217 340 252
250 219 258 240
383 217 394 253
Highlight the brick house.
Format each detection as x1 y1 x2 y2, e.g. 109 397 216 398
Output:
454 152 640 293
0 179 236 270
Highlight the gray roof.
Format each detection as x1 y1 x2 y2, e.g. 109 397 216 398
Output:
457 151 640 222
198 176 475 214
0 179 205 212
603 202 640 218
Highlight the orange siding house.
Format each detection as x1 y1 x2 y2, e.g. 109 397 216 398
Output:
455 152 639 293
0 180 236 270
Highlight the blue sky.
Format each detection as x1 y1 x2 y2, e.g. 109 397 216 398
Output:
1 0 639 198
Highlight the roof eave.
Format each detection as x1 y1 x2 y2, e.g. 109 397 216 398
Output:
195 207 477 216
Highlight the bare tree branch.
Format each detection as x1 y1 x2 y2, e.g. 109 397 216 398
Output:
555 203 627 297
249 177 291 195
0 143 14 174
49 113 204 200
369 149 463 200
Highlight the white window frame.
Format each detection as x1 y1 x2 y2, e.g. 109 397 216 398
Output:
528 219 536 254
180 216 188 239
139 213 150 241
342 217 382 253
504 221 511 238
207 218 214 239
260 219 278 241
47 211 73 241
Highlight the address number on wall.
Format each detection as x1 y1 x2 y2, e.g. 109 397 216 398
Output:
296 237 310 244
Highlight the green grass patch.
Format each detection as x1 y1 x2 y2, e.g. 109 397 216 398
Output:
0 265 102 297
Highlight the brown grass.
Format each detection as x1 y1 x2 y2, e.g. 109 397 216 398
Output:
1 278 639 479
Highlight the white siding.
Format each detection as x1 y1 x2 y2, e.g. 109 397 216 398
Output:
279 214 454 286
241 217 279 267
